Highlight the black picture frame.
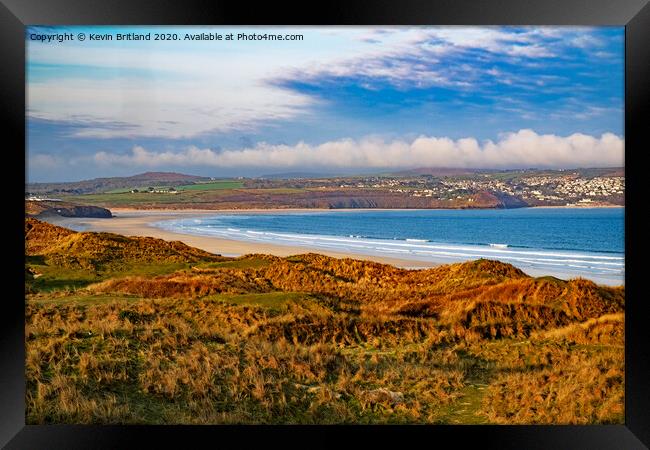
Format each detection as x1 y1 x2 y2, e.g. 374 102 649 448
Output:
3 0 649 448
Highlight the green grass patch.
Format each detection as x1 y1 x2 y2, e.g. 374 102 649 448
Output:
26 261 195 294
103 188 138 194
437 383 490 425
176 181 244 191
252 188 306 194
120 262 195 277
535 275 566 285
207 291 312 311
69 188 237 206
27 265 101 292
195 257 270 270
72 192 187 205
28 293 142 306
26 255 47 265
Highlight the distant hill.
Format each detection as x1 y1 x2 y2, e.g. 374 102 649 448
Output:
390 167 488 177
573 167 624 178
258 171 349 179
26 172 210 195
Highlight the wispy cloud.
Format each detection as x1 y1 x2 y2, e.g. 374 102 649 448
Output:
28 154 64 170
570 34 603 49
28 72 316 139
271 27 564 91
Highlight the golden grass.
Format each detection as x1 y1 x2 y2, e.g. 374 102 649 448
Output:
481 344 624 424
24 218 625 424
25 217 228 272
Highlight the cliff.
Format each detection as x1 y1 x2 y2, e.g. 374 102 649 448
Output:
26 200 113 218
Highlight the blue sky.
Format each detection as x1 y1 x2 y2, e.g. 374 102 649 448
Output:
26 26 624 182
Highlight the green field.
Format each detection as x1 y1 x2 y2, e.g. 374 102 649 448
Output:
66 185 310 207
84 180 244 197
69 190 232 205
103 187 140 194
175 180 244 191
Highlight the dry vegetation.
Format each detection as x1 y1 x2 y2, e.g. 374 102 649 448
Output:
25 218 624 424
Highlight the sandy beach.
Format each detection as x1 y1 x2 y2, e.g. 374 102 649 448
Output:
44 208 441 269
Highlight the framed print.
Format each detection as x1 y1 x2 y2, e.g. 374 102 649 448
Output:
2 0 649 448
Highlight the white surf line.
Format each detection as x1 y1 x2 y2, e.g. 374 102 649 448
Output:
230 230 623 261
251 235 626 266
152 220 624 266
226 230 623 260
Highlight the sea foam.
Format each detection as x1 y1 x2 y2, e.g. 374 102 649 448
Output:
151 211 624 285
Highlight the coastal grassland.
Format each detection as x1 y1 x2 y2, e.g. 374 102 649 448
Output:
65 190 232 206
104 188 141 194
175 181 245 190
66 187 308 207
90 180 244 194
63 184 505 210
25 218 625 424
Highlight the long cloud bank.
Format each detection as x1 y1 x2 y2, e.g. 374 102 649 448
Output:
92 129 623 170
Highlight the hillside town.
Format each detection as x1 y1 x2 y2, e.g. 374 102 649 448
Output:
319 171 624 206
390 174 625 205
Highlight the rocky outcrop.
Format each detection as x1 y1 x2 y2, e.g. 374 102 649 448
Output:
48 205 113 218
491 191 530 208
26 200 113 218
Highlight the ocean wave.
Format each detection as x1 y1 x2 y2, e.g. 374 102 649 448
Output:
151 217 624 283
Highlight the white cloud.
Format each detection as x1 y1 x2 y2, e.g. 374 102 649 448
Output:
570 35 603 49
507 44 554 58
29 77 314 139
91 129 624 171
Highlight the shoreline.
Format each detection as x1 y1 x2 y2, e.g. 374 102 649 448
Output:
530 204 623 209
44 211 440 270
104 204 624 215
40 208 625 287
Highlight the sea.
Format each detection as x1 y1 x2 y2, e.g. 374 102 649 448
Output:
151 207 625 285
